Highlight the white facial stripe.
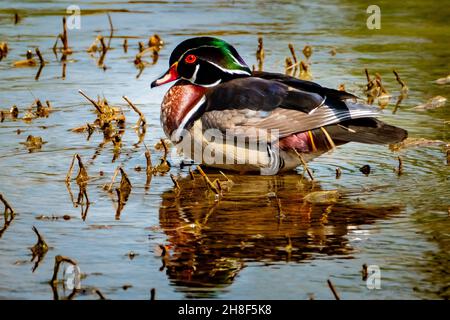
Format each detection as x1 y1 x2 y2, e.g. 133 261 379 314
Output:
229 51 248 69
189 64 200 83
200 79 222 87
175 96 206 141
207 60 251 76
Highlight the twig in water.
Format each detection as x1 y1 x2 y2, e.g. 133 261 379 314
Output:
123 39 128 53
65 154 76 184
104 166 120 192
189 168 195 180
197 165 220 194
150 288 156 300
144 144 153 175
292 149 314 181
50 255 78 284
288 43 298 75
335 167 342 179
78 90 104 114
0 193 15 216
256 36 264 71
75 154 89 186
31 226 49 272
106 13 114 49
122 96 147 128
393 70 408 94
362 264 368 281
170 174 180 190
396 156 403 176
327 279 340 300
0 193 15 238
115 188 123 220
94 288 107 300
302 45 312 59
34 48 45 80
285 57 293 75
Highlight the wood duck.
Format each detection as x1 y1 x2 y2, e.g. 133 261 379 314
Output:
151 37 407 174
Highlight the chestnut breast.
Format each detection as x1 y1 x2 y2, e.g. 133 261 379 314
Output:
160 80 207 137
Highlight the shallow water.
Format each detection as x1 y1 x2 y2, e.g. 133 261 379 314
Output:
0 0 449 300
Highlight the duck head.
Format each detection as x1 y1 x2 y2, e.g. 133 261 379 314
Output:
151 37 251 88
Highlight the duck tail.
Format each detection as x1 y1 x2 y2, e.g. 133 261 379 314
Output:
320 118 408 145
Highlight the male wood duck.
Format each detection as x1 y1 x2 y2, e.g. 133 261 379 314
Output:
151 37 407 174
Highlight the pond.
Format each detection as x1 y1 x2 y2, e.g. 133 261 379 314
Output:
0 0 449 299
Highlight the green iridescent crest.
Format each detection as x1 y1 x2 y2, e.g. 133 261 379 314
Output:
169 37 251 75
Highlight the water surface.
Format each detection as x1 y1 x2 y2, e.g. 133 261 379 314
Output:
0 0 449 299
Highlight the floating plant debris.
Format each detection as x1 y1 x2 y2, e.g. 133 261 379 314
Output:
303 190 340 205
13 49 37 67
30 226 49 272
153 139 171 174
53 17 73 55
413 96 447 111
115 167 132 219
389 137 446 151
256 36 264 71
134 34 161 78
299 61 312 80
35 214 71 221
302 45 312 59
0 193 15 238
77 90 126 150
0 42 8 61
20 135 46 152
375 75 391 108
329 47 337 56
359 164 371 176
335 168 342 179
65 154 90 219
127 251 138 260
35 99 52 117
148 34 163 48
435 75 450 85
10 105 19 119
285 57 293 76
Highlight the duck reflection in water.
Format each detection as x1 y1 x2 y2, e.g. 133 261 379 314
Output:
157 171 402 298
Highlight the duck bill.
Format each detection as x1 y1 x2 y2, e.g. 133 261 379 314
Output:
151 62 179 88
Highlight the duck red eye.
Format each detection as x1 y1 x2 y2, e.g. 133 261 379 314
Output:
184 54 197 64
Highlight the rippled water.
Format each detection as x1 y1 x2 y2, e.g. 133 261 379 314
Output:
0 0 449 299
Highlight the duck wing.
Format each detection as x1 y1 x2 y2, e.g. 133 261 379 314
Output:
195 76 379 139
